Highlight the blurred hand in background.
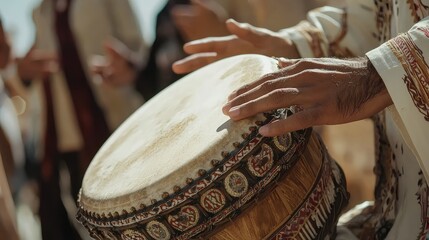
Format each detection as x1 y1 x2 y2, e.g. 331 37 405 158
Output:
91 38 140 87
16 47 58 80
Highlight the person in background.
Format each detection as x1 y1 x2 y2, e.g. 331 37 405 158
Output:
93 0 339 101
0 17 23 240
0 155 19 240
10 0 146 239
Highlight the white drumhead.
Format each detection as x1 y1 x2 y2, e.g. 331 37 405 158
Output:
80 54 278 214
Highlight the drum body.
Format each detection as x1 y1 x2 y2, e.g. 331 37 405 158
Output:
77 55 349 240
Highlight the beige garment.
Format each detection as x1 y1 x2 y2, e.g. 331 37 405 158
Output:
0 154 19 240
28 0 146 153
0 79 24 178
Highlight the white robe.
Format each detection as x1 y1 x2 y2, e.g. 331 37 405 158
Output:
283 0 429 239
22 0 146 154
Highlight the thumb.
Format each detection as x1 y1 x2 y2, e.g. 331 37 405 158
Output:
103 41 123 62
226 19 270 47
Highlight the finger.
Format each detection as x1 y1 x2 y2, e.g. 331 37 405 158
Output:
276 57 296 68
90 55 108 68
104 43 124 62
284 58 348 75
172 52 219 74
224 77 302 114
259 109 321 136
90 65 104 75
227 69 291 100
227 88 302 120
228 59 345 101
183 36 234 54
226 19 271 47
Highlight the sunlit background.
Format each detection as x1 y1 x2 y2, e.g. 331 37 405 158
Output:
0 0 167 56
0 1 167 239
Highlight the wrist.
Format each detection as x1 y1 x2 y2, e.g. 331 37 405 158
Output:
276 30 300 59
366 57 386 94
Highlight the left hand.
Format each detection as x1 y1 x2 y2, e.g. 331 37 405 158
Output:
222 57 393 136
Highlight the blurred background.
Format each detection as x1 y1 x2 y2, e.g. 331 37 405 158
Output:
0 2 167 239
0 0 165 56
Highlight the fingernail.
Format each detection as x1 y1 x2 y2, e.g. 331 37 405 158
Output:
228 106 240 117
259 126 269 136
222 102 231 115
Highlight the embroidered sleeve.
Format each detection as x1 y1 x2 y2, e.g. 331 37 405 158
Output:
281 0 379 58
366 17 429 181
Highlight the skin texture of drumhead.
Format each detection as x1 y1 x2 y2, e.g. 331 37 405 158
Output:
80 54 279 215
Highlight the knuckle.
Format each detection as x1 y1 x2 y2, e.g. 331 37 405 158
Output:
259 80 276 91
294 59 308 68
237 84 251 94
302 110 321 127
309 110 321 123
297 69 315 79
260 72 273 80
293 59 314 71
271 88 287 98
267 89 290 105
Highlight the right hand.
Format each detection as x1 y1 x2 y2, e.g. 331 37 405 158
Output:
90 39 138 87
172 19 300 74
16 47 58 80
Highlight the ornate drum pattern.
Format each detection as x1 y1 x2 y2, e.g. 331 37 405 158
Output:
76 55 349 240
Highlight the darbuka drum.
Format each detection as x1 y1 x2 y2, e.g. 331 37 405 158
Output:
77 55 349 240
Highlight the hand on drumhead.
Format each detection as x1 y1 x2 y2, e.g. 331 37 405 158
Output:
172 19 300 74
222 57 393 136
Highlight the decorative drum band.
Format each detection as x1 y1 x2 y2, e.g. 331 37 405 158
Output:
77 108 349 240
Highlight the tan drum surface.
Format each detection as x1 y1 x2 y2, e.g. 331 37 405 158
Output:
77 54 349 240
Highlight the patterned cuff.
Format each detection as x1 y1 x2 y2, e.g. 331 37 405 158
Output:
280 21 327 58
366 34 429 180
